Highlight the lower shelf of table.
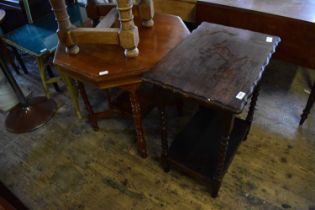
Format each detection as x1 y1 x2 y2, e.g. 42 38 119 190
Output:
166 106 250 187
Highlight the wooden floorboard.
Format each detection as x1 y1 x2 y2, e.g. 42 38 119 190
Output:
0 54 314 210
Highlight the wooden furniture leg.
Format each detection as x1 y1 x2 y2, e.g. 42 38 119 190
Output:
125 84 147 158
47 65 61 93
78 82 99 130
212 112 234 197
139 0 154 27
245 81 261 139
37 55 64 98
58 71 82 119
36 56 50 97
300 82 315 125
159 105 170 171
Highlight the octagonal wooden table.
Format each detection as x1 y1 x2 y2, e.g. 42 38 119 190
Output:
53 13 190 158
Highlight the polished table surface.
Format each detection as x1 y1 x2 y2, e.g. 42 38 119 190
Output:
143 22 280 197
54 13 190 88
144 22 280 113
196 0 315 69
54 13 190 157
198 0 315 23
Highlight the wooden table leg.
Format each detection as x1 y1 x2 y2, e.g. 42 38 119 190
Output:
245 81 261 139
300 82 315 125
78 81 99 130
212 112 235 197
125 84 147 158
159 105 170 171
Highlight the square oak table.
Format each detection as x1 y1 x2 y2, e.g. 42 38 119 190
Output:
53 14 190 158
143 22 280 197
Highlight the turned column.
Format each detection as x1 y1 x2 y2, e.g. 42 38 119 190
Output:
212 112 234 197
139 0 154 27
116 0 140 57
49 0 79 54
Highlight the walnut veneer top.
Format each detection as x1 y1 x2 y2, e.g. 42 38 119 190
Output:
143 22 280 113
198 0 315 23
54 13 190 89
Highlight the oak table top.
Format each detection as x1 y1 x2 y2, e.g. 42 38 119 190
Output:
143 22 280 113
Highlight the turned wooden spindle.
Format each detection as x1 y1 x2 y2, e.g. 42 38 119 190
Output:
49 0 79 55
117 0 139 57
49 0 140 57
139 0 154 27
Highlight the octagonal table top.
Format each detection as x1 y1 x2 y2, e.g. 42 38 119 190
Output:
54 13 190 89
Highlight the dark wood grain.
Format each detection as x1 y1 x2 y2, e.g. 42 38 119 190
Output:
165 107 250 197
196 0 315 125
145 22 279 197
143 22 280 114
196 0 315 69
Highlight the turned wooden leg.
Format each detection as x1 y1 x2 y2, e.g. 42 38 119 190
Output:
212 112 234 197
300 82 315 125
159 105 170 172
139 0 154 27
106 90 113 110
127 85 147 158
116 0 139 57
78 82 99 131
49 0 79 55
245 81 261 139
58 70 82 119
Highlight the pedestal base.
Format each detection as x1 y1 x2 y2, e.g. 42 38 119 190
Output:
5 96 57 133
